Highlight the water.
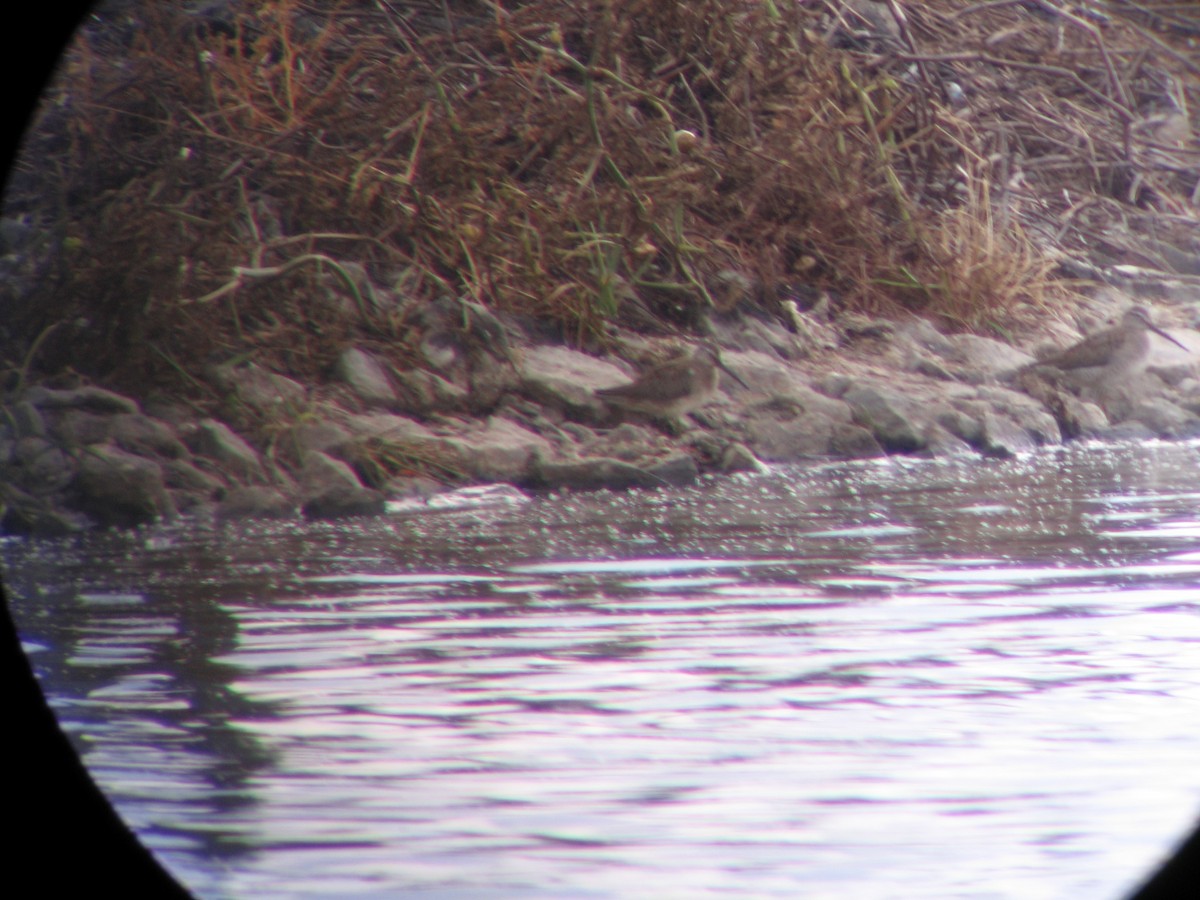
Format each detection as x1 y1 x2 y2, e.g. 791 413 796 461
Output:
5 440 1200 898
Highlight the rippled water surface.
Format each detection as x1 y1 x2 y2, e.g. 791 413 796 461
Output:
5 440 1200 898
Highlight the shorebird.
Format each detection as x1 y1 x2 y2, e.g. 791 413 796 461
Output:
1031 305 1187 374
596 343 749 421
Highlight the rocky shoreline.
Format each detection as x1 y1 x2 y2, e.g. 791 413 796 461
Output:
3 285 1197 536
4 2 1198 535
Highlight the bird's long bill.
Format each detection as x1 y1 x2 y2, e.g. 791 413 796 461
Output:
1149 323 1189 352
718 359 750 390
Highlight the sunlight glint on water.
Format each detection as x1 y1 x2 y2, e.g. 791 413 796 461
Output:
4 439 1200 898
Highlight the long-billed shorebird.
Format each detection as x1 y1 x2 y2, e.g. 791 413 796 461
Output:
596 343 749 421
1031 305 1187 374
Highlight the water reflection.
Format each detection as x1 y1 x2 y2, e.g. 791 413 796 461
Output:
5 440 1200 898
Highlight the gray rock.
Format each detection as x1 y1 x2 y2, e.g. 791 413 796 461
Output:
1 484 89 536
465 352 521 414
449 417 552 483
724 315 817 360
840 313 895 340
384 475 444 502
1074 372 1155 422
1097 421 1158 442
343 411 439 444
936 407 982 445
350 419 461 479
1180 380 1200 410
1131 398 1196 437
297 456 387 520
579 422 671 462
75 445 175 527
977 410 1037 458
973 386 1062 445
733 322 790 359
300 450 367 496
302 486 386 520
646 453 700 487
25 385 140 414
777 382 854 424
287 418 353 456
818 372 855 398
717 352 857 460
9 401 45 438
1010 372 1095 440
711 268 757 308
830 422 885 458
218 486 296 521
896 318 955 356
337 347 398 407
923 424 977 458
48 409 113 446
1028 360 1190 425
1175 419 1200 440
1059 397 1110 438
938 400 1036 457
909 354 956 381
111 413 188 459
163 458 226 496
718 441 764 473
140 399 196 427
209 360 306 417
12 436 77 491
496 399 575 442
1146 364 1195 388
393 368 468 413
942 333 1036 375
722 351 851 422
842 0 903 44
842 382 929 452
531 456 666 491
342 413 455 484
519 345 630 421
416 297 519 370
742 406 837 460
417 329 462 372
323 260 386 316
188 419 267 481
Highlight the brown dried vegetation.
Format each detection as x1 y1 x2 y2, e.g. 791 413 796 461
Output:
4 0 1197 398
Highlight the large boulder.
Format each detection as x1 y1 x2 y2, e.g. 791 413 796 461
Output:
111 413 189 459
186 419 268 482
74 445 175 527
209 360 307 418
841 381 931 452
519 345 630 422
337 347 398 408
448 416 553 483
296 449 386 520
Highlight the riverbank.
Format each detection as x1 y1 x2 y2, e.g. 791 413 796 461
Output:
3 279 1196 534
2 1 1198 533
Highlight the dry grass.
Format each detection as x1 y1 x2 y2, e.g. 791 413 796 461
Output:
4 0 1195 396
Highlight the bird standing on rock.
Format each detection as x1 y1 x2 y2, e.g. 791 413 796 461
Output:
1029 305 1187 375
596 343 749 424
1013 304 1192 430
